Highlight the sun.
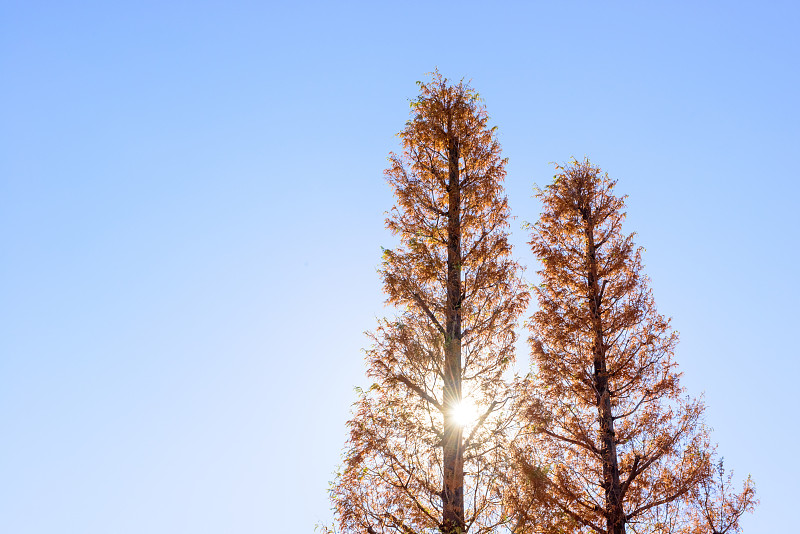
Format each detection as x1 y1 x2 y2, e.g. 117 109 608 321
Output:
451 397 481 428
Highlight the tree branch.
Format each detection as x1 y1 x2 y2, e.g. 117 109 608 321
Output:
538 427 601 457
411 292 445 335
463 400 499 449
394 374 443 412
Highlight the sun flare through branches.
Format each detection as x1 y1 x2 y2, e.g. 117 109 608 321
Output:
450 397 480 428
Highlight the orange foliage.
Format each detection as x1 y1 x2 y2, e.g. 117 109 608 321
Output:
330 72 527 534
511 159 723 534
686 460 757 534
326 80 757 534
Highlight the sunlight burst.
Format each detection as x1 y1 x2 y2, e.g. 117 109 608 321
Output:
451 397 480 428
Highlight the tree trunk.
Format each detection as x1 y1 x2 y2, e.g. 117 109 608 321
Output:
441 131 465 534
584 208 625 534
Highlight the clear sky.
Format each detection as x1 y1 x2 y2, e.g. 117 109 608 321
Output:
1 1 797 533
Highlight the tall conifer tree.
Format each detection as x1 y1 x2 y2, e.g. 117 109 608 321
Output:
512 159 714 534
330 72 527 534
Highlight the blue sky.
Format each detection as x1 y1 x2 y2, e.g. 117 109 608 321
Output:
1 1 797 532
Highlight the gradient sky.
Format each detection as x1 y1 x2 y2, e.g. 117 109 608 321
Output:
1 1 798 533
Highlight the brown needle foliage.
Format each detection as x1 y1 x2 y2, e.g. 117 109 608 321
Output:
511 159 716 534
330 72 528 534
686 459 757 534
621 456 757 534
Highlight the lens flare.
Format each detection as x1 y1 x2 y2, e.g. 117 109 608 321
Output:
451 398 479 427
